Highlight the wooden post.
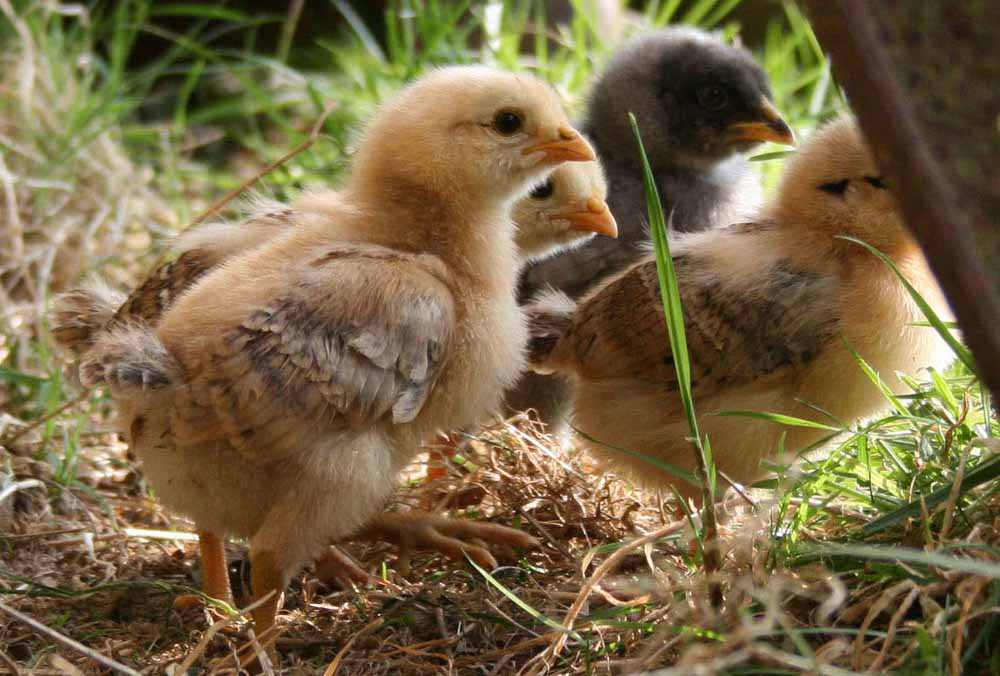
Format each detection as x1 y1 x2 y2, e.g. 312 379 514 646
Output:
801 1 1000 399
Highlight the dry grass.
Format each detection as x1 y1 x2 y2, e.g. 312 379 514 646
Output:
0 2 176 372
4 414 999 674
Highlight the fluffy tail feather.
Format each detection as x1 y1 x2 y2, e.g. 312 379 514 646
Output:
50 278 127 357
80 323 181 394
524 287 577 371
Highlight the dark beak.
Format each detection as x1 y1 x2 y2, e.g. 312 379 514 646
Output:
724 97 795 146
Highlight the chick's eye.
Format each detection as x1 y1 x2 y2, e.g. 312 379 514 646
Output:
492 109 524 136
529 180 555 200
696 85 729 112
818 179 849 196
864 175 888 190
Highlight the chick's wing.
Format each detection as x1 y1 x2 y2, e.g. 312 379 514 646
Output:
569 235 839 394
169 245 455 456
115 250 216 326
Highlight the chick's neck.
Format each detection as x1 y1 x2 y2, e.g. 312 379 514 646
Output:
761 217 925 283
587 120 732 192
344 174 521 292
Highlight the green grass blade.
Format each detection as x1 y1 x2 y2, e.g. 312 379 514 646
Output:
702 0 743 29
331 0 386 63
818 542 1000 578
572 427 699 487
150 4 253 21
927 367 960 418
467 558 585 642
681 0 722 27
843 339 909 417
748 150 795 162
628 112 715 502
654 0 684 25
714 410 843 432
627 114 699 444
862 452 1000 535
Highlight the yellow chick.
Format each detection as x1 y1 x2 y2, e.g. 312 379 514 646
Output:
56 65 598 642
55 164 616 586
527 113 953 501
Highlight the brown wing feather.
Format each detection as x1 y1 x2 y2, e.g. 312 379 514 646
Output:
115 207 299 327
169 251 455 456
114 250 216 327
569 260 676 384
566 240 840 394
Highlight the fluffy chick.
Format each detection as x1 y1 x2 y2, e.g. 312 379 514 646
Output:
512 27 794 435
56 66 597 641
528 114 952 502
55 163 615 585
499 161 617 431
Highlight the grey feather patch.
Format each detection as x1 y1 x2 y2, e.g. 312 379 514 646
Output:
355 366 386 415
348 329 394 369
398 338 429 382
392 385 428 424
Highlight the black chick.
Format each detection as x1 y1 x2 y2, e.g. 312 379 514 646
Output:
510 27 794 433
519 26 793 301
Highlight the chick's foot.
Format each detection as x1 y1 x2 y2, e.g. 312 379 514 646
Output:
359 512 538 577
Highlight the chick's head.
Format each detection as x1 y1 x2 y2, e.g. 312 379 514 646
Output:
587 28 794 171
352 66 595 206
771 114 908 252
513 160 617 262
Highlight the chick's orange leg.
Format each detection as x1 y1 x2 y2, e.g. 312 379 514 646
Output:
249 547 284 644
424 431 460 483
199 530 233 604
174 530 232 610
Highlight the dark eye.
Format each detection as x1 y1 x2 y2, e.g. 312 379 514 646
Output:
864 175 888 189
492 109 524 136
529 179 554 200
818 179 849 196
696 85 729 112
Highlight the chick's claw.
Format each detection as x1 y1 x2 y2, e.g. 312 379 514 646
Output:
360 512 538 577
314 545 376 589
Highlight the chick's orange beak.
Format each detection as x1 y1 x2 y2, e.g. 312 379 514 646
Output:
725 97 795 146
553 197 618 238
523 126 596 163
